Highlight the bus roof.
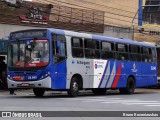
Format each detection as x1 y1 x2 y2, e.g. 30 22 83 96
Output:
47 28 155 47
10 28 155 47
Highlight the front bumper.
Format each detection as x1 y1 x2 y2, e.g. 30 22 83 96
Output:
7 76 51 89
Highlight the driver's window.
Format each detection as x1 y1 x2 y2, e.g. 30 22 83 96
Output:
52 34 67 64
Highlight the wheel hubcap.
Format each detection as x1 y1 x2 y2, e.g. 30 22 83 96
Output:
73 82 78 92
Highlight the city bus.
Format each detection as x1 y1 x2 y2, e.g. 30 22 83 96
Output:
156 46 160 88
7 28 157 97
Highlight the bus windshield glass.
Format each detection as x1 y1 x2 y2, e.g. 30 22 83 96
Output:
8 40 49 68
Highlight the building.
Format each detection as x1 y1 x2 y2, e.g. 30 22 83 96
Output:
0 0 159 42
33 0 160 42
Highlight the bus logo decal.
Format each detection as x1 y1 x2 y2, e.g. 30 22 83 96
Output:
77 60 90 65
95 64 103 69
151 66 156 70
131 63 137 72
98 61 109 88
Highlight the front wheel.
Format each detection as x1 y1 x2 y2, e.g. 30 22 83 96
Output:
67 77 79 97
157 84 160 89
33 88 45 97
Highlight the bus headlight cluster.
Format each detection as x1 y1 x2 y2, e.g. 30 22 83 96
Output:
7 75 12 79
41 72 50 79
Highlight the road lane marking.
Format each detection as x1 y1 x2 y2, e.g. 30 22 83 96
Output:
123 103 160 105
146 105 160 107
60 97 160 107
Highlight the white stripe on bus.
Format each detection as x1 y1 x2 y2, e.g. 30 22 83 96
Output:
106 62 116 88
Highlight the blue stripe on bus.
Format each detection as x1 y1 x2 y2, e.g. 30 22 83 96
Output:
98 61 109 88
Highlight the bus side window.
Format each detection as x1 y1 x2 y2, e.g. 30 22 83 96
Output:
116 43 128 61
71 37 84 58
129 45 141 61
141 47 151 62
101 41 114 59
84 39 100 59
152 48 156 63
52 34 67 64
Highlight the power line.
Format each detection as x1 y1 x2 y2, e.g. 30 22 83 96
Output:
31 0 160 33
71 0 137 14
48 5 139 25
40 0 141 17
51 0 160 30
77 0 138 9
35 0 140 24
17 0 159 36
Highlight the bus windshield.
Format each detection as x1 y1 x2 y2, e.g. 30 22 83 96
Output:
8 40 49 69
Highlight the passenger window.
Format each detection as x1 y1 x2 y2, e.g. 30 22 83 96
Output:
152 48 156 63
129 45 141 61
71 37 84 58
141 47 152 62
84 39 100 59
116 43 128 60
101 41 114 59
142 47 149 55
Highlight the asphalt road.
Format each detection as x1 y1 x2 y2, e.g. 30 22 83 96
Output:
0 88 160 120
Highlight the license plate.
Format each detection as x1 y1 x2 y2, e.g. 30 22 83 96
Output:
21 83 29 87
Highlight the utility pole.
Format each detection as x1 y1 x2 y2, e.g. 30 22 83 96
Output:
131 9 139 40
131 2 160 40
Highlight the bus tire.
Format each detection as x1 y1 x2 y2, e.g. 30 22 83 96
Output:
92 89 106 95
157 84 160 89
67 77 79 97
119 77 135 94
33 88 45 97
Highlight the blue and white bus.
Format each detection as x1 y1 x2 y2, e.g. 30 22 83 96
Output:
7 28 157 97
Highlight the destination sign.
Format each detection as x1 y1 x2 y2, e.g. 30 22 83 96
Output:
10 30 47 39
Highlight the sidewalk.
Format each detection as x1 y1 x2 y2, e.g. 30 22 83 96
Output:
0 88 159 97
0 89 33 96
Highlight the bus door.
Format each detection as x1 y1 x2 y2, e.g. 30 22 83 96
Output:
141 47 156 86
156 47 160 86
52 34 67 89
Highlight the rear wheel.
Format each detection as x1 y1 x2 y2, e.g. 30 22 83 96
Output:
92 89 106 95
33 88 45 97
157 84 160 89
119 77 135 94
68 77 79 97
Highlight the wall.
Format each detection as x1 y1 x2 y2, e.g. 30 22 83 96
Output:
34 0 138 26
0 1 104 35
0 24 38 38
1 0 159 42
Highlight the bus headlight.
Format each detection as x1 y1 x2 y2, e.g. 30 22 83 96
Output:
7 75 12 79
41 72 50 79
